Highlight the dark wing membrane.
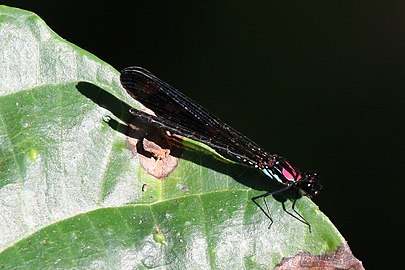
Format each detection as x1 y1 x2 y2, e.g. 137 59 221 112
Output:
120 66 270 166
129 109 245 160
121 67 211 137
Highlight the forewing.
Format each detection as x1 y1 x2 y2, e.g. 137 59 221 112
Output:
120 67 269 166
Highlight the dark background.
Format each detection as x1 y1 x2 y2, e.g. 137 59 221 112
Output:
4 1 404 269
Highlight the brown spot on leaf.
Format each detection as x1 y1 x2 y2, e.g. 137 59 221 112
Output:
126 109 180 179
275 243 364 270
142 138 171 160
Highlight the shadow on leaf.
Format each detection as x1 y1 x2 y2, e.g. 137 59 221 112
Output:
76 81 299 204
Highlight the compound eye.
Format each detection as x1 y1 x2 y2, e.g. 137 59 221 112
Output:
299 171 322 197
304 171 318 181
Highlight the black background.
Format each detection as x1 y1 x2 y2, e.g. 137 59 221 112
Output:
3 1 405 269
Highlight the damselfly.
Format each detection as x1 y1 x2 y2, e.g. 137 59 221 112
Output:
120 66 322 231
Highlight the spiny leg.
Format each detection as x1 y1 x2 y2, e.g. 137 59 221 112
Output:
252 192 273 229
281 190 312 233
251 185 292 229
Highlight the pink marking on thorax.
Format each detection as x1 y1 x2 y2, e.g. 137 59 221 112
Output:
282 162 301 182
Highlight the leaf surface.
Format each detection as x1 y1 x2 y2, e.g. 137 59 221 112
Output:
0 6 358 269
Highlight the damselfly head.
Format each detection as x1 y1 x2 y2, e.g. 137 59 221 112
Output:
297 171 321 198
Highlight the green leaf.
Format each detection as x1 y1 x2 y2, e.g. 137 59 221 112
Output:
0 6 362 270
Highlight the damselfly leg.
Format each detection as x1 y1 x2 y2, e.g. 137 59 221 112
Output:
252 187 311 232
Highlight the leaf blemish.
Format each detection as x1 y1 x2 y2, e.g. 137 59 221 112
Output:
152 225 166 245
126 111 180 179
275 243 364 270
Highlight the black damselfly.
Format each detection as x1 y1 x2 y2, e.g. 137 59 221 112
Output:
120 66 322 231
